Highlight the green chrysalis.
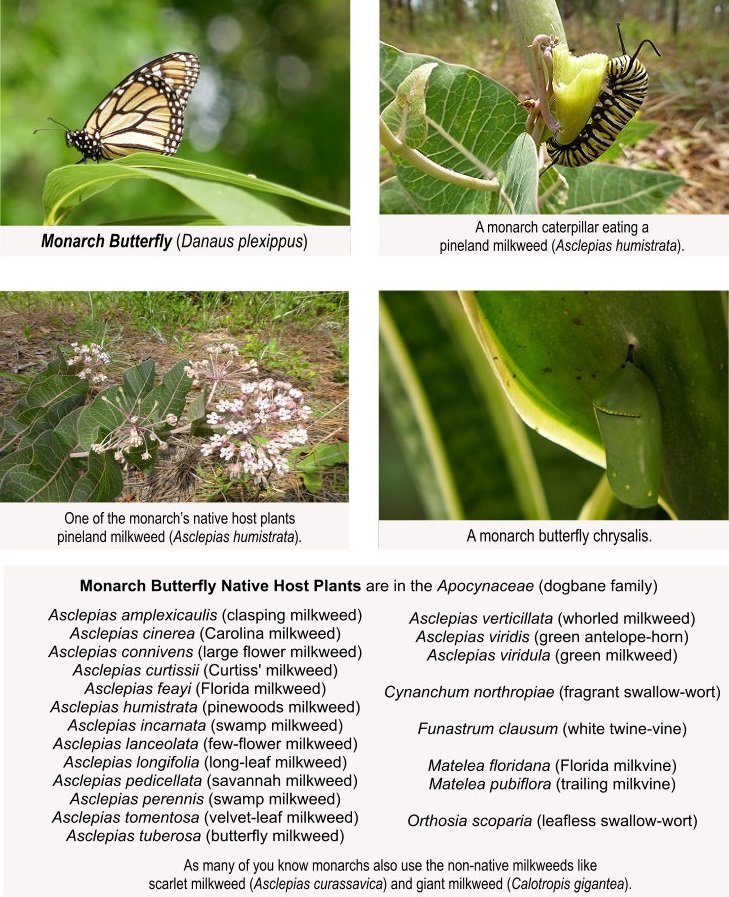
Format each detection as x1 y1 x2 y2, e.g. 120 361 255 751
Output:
593 347 662 509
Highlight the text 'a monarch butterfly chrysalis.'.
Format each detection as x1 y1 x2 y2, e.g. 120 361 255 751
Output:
545 24 660 169
592 345 662 509
61 52 200 163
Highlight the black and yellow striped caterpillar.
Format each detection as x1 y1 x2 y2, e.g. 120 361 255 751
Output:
546 25 660 168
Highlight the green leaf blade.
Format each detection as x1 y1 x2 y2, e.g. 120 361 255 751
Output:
497 134 539 214
380 44 526 214
542 165 683 214
139 360 192 423
43 154 349 225
0 431 80 502
70 451 124 502
122 359 156 403
76 385 128 451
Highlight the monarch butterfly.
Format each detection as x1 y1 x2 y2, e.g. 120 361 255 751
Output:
47 52 199 163
593 346 662 509
545 25 660 168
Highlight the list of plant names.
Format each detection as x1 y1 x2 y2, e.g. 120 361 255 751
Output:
4 566 726 895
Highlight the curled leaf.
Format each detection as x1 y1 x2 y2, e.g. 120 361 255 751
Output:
381 62 438 149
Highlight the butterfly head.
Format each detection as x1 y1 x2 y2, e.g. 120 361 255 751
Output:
65 129 102 162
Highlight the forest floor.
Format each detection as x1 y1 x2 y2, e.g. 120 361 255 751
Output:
0 292 349 503
381 18 729 213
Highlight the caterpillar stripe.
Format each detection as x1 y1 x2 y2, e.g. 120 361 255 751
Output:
546 27 659 168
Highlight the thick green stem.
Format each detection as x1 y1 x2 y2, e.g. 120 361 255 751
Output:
504 0 567 90
380 118 501 193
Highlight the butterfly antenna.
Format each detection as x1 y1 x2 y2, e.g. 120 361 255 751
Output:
616 22 627 55
34 117 72 135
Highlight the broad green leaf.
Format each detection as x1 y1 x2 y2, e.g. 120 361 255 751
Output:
0 445 34 493
137 169 295 225
0 414 28 454
467 291 728 519
23 373 88 413
139 360 192 422
0 375 88 452
541 164 683 214
379 178 426 214
42 153 349 225
497 134 539 214
76 385 128 450
122 359 156 403
0 430 81 502
188 391 208 425
0 352 73 445
188 390 214 437
70 450 124 502
293 443 349 491
299 469 323 492
297 443 349 469
54 406 85 451
380 44 526 214
108 215 218 226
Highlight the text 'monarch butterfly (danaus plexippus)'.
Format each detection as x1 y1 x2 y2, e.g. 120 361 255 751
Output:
52 52 199 163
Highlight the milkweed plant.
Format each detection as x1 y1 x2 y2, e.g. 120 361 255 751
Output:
379 0 683 213
0 343 315 502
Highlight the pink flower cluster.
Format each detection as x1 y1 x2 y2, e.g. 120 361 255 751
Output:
67 342 110 384
201 378 311 483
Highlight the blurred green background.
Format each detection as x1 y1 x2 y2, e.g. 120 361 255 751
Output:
1 0 349 224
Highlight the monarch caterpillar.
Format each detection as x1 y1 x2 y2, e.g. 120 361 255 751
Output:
593 346 662 509
38 52 199 163
545 25 660 168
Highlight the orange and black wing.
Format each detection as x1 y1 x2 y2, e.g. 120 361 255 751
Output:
67 52 199 161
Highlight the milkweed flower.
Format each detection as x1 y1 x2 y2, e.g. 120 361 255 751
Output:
202 378 311 483
184 344 258 389
67 342 110 385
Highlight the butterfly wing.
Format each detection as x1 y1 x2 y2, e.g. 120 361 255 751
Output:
140 52 200 104
70 52 199 160
88 75 185 159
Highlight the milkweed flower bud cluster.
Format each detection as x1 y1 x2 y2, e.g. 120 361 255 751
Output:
201 378 311 482
184 344 258 388
67 342 110 384
91 394 177 464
